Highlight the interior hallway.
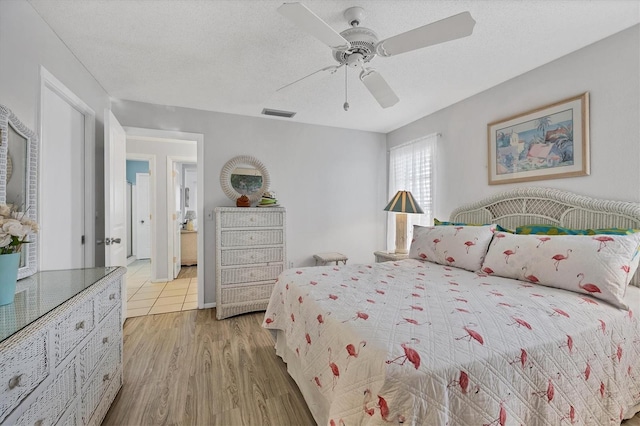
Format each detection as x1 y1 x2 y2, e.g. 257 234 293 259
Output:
125 259 198 317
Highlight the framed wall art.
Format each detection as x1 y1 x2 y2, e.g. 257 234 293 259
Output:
487 92 589 185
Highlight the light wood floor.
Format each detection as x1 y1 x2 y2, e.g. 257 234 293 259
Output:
103 308 640 426
177 265 197 279
102 309 315 425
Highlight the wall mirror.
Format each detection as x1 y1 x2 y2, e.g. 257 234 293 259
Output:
220 155 270 203
0 104 38 279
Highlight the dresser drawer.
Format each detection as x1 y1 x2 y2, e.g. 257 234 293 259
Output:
220 229 283 247
85 368 121 426
14 359 76 426
220 247 283 266
219 211 283 228
54 300 95 366
81 342 121 424
221 265 283 285
0 330 49 423
95 277 121 324
78 309 120 388
221 283 275 305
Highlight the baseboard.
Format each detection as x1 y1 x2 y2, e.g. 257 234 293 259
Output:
126 256 137 265
203 302 216 309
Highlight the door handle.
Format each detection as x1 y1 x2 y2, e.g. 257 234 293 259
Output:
105 237 122 245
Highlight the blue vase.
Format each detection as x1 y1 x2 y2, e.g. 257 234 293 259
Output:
0 253 20 306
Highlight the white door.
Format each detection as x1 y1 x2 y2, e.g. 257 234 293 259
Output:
104 110 128 322
172 163 181 279
135 173 151 259
40 84 85 270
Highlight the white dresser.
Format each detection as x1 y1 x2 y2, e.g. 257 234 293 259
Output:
215 207 286 320
0 267 126 426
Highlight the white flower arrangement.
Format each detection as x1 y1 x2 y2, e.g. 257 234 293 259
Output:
0 204 38 255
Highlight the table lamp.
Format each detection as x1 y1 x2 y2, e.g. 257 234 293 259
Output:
185 210 196 231
384 190 424 254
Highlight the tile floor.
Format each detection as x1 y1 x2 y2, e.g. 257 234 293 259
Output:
125 259 198 318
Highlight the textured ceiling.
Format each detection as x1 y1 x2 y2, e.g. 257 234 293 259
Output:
28 0 640 133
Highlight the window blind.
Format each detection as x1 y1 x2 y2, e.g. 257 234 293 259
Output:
387 133 438 251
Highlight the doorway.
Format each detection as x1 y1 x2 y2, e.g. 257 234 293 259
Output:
125 159 151 263
121 128 203 317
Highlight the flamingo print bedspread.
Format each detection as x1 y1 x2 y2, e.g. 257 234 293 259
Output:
262 259 640 425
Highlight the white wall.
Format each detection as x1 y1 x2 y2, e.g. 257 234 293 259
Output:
112 101 387 304
388 25 640 219
0 0 111 265
126 138 197 280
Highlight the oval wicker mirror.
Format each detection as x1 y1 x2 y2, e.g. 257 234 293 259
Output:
220 155 270 203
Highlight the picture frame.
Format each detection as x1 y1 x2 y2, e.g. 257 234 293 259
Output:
487 92 589 185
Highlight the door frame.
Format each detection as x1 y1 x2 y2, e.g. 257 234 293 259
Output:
123 127 204 309
126 153 156 281
39 66 96 267
167 156 197 280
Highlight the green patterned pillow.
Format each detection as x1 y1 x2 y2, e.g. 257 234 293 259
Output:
515 224 637 236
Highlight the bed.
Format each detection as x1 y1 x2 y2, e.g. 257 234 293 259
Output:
262 187 640 425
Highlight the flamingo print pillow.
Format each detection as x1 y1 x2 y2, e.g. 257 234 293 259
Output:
481 232 640 309
409 224 496 272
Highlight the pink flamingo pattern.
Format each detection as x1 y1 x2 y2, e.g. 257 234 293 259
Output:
261 256 640 425
593 235 615 252
386 338 421 369
576 273 601 294
327 347 340 390
345 340 366 370
464 237 478 253
536 236 551 248
503 246 518 264
447 370 479 394
532 379 555 402
551 249 572 271
509 348 528 368
483 400 507 426
456 326 484 345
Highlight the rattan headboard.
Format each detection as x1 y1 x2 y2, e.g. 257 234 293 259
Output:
450 187 640 287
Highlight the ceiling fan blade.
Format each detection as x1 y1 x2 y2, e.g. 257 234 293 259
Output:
359 69 399 108
276 64 342 92
376 11 476 57
278 2 351 51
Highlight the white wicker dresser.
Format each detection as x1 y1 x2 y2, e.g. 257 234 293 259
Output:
215 207 286 320
0 266 126 426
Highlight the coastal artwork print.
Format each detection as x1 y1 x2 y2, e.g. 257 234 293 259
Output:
488 93 589 185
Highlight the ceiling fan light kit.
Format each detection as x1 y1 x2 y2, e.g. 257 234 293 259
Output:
277 2 476 110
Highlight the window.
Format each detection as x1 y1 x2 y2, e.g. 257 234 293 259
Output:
387 133 438 251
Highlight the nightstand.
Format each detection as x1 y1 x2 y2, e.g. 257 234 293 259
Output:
374 251 409 263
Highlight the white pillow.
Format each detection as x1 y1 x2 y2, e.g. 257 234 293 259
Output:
481 232 640 309
409 224 496 272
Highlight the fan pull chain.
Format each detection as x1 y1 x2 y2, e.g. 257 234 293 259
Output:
343 66 350 111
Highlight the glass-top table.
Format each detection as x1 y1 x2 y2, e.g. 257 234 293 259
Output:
0 267 120 343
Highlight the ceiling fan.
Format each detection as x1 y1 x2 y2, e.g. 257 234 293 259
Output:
277 2 476 110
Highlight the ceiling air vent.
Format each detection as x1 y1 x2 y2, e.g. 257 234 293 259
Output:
261 108 296 118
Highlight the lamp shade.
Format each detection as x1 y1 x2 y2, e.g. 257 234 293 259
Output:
383 190 424 214
185 210 197 221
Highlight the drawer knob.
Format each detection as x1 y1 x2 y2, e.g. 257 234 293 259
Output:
75 320 85 330
8 374 22 390
250 217 255 222
102 337 109 344
34 420 44 426
103 374 110 382
109 293 116 300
